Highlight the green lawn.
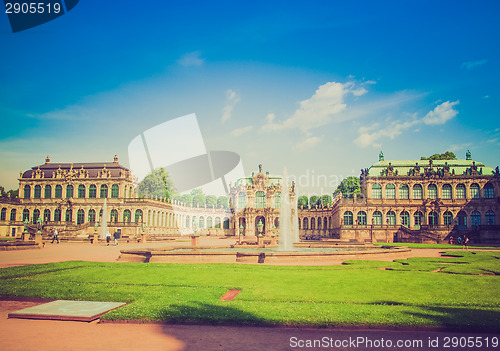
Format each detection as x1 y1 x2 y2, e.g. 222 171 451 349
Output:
374 242 500 250
1 251 499 330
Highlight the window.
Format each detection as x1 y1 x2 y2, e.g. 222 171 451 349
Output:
303 217 309 229
311 218 316 230
33 209 40 224
10 209 16 221
54 209 61 222
0 208 6 221
324 217 328 229
471 211 481 226
256 191 265 208
456 184 466 199
66 185 74 198
55 185 62 198
486 210 496 225
23 209 30 222
238 192 246 209
373 211 382 225
43 209 50 222
413 184 423 199
400 211 409 227
428 211 438 227
123 210 131 223
23 185 31 199
110 209 118 223
372 183 382 199
386 184 395 199
457 211 467 228
44 185 52 199
317 217 322 229
34 185 41 198
443 211 453 226
199 216 204 229
215 217 221 229
207 217 213 228
65 209 72 222
470 184 480 199
111 184 119 198
399 184 409 199
274 192 281 209
88 209 96 223
223 217 230 229
428 184 437 199
89 184 97 198
442 184 452 199
77 209 85 225
100 184 108 198
357 211 367 225
387 211 396 225
135 209 143 223
484 184 494 199
414 211 423 228
76 185 85 198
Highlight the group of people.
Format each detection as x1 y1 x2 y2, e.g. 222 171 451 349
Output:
449 235 469 250
106 230 120 246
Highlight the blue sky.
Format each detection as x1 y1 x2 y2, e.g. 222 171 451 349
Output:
0 1 499 195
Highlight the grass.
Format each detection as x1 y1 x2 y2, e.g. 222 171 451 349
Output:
0 251 499 330
374 242 500 250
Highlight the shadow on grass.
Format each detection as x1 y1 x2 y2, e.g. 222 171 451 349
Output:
157 301 267 326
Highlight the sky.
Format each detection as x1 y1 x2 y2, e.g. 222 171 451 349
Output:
0 0 499 196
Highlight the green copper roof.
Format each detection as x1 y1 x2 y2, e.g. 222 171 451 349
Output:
367 159 495 177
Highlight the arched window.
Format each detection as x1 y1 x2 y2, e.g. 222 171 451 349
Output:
43 209 50 222
34 185 41 198
413 184 423 199
414 211 423 228
457 211 467 228
44 185 52 199
215 217 221 229
311 218 315 229
443 211 453 226
428 211 438 227
123 210 131 223
55 185 62 198
110 209 118 223
428 184 437 199
386 184 395 199
65 209 72 222
317 217 322 229
66 185 74 198
135 210 143 223
372 183 382 199
78 184 86 198
23 209 30 222
303 217 309 229
0 208 6 221
399 184 409 199
100 184 108 198
456 184 466 199
89 184 97 198
442 184 452 199
207 217 213 228
238 192 246 209
33 209 40 224
484 184 494 199
54 209 61 222
77 209 85 225
387 211 396 225
400 211 409 227
23 185 31 199
324 217 328 229
274 192 281 209
357 211 367 225
373 211 382 225
255 191 265 208
471 211 481 226
111 184 119 198
10 209 16 221
470 184 480 199
199 216 205 229
223 217 230 229
88 209 96 223
486 210 496 225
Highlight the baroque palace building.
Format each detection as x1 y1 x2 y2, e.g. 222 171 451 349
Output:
0 152 499 244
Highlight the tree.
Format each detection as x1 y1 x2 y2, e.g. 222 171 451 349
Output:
297 195 308 209
138 168 176 199
309 195 319 209
333 177 361 199
217 196 229 209
180 194 193 206
320 195 332 206
192 191 206 208
421 151 456 160
206 195 217 208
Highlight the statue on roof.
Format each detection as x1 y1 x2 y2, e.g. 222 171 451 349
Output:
379 151 384 161
258 164 263 173
466 150 472 160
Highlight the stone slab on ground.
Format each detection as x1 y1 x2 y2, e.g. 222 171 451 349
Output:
8 300 126 322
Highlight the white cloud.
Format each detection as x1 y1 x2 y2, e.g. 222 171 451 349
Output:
177 51 205 67
461 59 487 70
296 136 321 150
422 100 459 125
352 87 368 97
221 89 240 124
230 125 253 137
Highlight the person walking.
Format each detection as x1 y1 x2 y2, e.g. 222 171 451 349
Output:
113 231 119 246
463 235 469 250
106 231 111 246
51 229 59 244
